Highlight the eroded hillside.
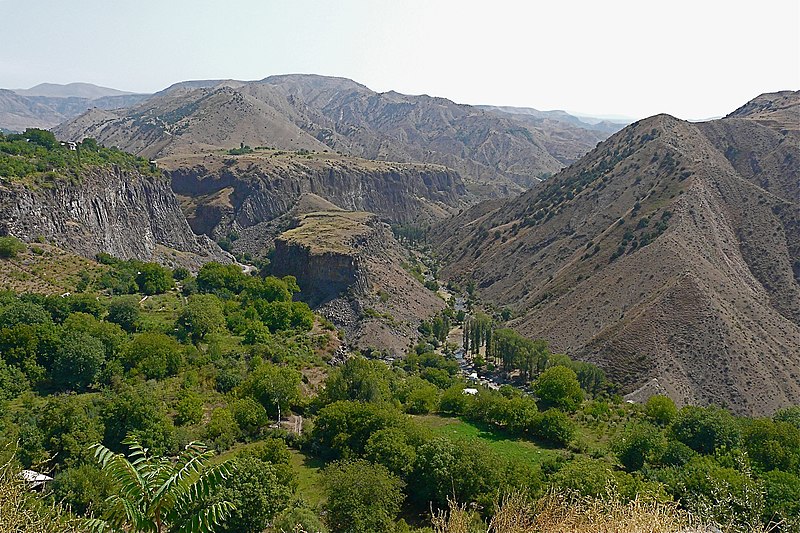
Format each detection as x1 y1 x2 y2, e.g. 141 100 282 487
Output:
53 74 617 195
436 92 800 415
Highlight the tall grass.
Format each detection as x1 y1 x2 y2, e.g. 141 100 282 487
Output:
431 491 781 533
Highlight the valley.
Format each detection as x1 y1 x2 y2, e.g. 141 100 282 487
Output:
0 77 798 533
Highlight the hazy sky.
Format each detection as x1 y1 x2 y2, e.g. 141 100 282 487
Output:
3 0 798 119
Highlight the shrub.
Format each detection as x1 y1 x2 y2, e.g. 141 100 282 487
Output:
533 366 583 412
0 237 27 258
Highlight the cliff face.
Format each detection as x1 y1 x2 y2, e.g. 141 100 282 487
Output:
272 211 444 355
272 238 366 307
0 167 228 268
162 152 468 255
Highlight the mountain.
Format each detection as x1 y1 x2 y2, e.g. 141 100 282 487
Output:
435 91 800 416
0 89 65 131
15 82 136 99
478 105 628 136
0 84 151 132
53 74 618 195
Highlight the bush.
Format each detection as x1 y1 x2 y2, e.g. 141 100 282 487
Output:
323 459 405 533
106 295 140 332
135 263 173 295
0 236 26 258
531 409 575 446
611 422 665 471
533 366 583 412
644 395 677 425
670 406 740 454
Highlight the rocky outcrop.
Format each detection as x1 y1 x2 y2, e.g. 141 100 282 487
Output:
272 210 445 355
0 166 228 268
162 153 468 255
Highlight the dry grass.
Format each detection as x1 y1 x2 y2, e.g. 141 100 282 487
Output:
0 459 87 533
431 491 778 533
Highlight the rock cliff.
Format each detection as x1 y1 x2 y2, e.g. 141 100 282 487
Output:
162 152 468 255
272 210 445 355
0 167 228 268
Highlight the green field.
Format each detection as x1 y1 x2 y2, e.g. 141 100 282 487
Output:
289 449 327 508
414 415 561 466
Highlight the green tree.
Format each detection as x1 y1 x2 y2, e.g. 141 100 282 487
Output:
397 376 439 414
175 389 204 426
530 409 575 446
83 436 235 533
240 362 301 422
179 294 226 342
644 395 677 426
136 263 174 295
611 422 665 472
670 406 740 454
742 418 800 472
102 384 176 455
364 427 418 478
533 365 583 411
323 459 405 533
323 357 394 404
39 393 104 468
203 408 240 452
551 456 617 498
761 470 800 529
229 397 268 437
52 331 105 391
312 401 407 459
107 295 140 332
51 463 116 518
216 456 293 533
273 505 328 533
123 332 183 379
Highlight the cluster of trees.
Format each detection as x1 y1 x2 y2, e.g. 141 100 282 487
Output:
463 317 609 396
0 129 159 181
306 359 543 527
0 254 332 531
604 399 800 529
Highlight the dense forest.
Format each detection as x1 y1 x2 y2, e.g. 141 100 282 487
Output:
1 237 799 532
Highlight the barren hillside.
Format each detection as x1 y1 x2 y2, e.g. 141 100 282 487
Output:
54 75 617 196
436 92 800 415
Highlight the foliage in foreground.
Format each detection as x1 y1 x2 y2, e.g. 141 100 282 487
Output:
0 457 88 533
431 491 779 533
82 437 235 533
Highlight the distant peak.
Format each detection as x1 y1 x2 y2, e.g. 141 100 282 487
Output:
15 82 137 99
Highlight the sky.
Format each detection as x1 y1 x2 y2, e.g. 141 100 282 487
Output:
2 0 798 120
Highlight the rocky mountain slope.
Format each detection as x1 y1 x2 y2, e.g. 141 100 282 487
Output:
272 210 444 355
160 150 467 256
435 91 800 416
0 167 227 268
53 74 617 195
0 83 150 132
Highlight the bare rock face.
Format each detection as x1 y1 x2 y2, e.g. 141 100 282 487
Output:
0 167 228 268
162 152 468 256
272 210 444 356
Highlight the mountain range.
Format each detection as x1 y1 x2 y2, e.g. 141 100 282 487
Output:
1 75 797 415
49 75 623 194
